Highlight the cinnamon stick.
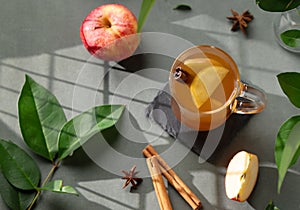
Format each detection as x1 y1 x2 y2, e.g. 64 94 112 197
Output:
143 144 202 210
146 156 173 210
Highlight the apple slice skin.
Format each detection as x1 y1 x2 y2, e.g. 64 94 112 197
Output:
225 151 259 202
80 4 139 61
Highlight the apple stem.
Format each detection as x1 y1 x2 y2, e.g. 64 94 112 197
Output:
94 17 112 30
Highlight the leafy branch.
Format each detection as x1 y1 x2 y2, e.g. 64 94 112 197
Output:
0 75 125 210
275 72 300 193
0 2 186 208
255 0 300 204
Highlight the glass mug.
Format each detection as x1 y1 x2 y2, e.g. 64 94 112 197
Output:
169 45 266 131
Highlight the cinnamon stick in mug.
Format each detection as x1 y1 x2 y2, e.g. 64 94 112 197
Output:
146 156 173 210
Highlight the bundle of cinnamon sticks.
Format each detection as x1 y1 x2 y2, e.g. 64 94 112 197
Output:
143 144 202 210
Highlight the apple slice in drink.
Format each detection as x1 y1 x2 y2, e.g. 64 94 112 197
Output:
225 151 259 202
184 58 222 73
199 97 223 111
188 65 229 109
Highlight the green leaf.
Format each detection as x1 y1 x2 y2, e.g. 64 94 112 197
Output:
138 0 156 32
277 72 300 108
0 170 36 210
265 200 280 210
275 116 300 193
280 29 300 48
18 75 67 161
256 0 300 12
0 139 41 190
39 180 78 195
58 105 125 160
173 4 192 11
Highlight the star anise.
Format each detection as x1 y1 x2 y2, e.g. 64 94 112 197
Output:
227 9 254 35
121 165 143 190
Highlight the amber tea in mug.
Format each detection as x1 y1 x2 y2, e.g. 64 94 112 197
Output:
169 45 266 131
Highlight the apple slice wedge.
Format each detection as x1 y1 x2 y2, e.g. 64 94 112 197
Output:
183 58 222 71
189 66 229 109
225 151 259 202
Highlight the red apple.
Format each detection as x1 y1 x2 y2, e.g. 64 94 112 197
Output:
80 4 139 61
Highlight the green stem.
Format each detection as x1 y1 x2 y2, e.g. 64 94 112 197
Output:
27 160 61 210
285 0 294 10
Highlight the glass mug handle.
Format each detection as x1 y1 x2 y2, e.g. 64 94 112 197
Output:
233 82 267 114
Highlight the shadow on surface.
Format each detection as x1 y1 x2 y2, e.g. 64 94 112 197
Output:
248 166 300 209
146 86 300 209
0 0 85 58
